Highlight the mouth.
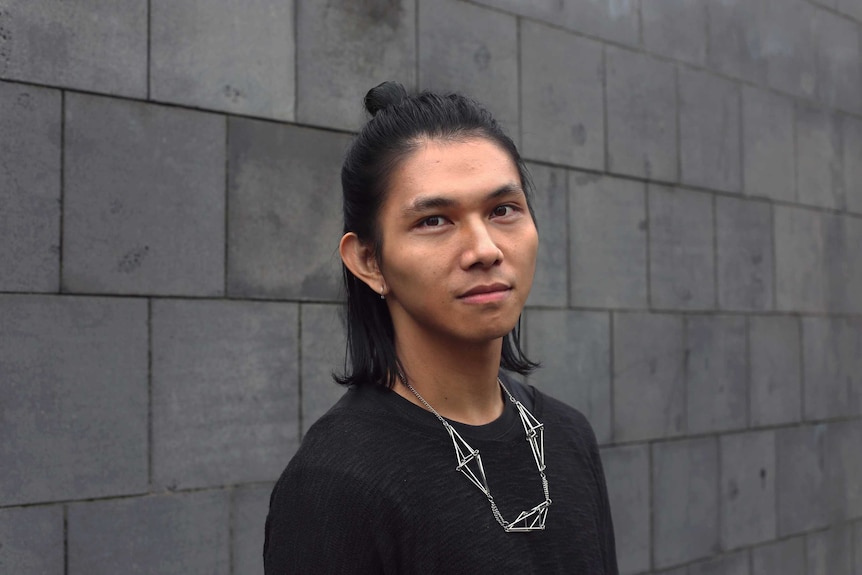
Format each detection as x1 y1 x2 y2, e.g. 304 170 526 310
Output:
458 283 512 304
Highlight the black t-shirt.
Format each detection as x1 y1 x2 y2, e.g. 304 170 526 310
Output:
265 377 619 574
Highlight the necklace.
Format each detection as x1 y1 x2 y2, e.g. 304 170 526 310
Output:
397 373 552 532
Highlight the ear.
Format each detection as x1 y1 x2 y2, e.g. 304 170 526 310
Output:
339 232 384 294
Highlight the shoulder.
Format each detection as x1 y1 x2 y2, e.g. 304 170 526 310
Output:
505 377 597 441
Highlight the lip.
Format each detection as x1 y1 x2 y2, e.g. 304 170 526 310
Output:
458 283 512 304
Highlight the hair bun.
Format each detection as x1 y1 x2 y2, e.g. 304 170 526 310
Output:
364 81 408 116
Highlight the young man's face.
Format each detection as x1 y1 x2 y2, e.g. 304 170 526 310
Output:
377 136 538 347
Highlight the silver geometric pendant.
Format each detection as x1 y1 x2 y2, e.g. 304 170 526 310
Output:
400 375 552 532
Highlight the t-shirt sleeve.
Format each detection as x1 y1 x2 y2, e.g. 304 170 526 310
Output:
264 461 384 575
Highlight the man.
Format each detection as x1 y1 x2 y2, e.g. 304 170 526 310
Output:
264 82 618 574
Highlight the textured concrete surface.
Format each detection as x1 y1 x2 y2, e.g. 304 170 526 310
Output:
67 491 229 575
232 484 274 575
151 299 299 489
150 0 295 120
63 94 225 296
679 68 741 193
0 0 147 97
685 316 748 434
300 303 348 433
742 86 796 202
601 444 650 575
0 295 148 505
749 316 802 427
605 48 678 182
227 118 350 301
296 0 416 131
715 196 774 310
751 536 805 575
520 21 604 169
649 185 715 309
570 174 648 308
0 80 61 292
613 313 685 442
418 0 518 143
720 431 776 549
652 437 719 568
525 309 611 443
0 505 64 574
526 163 568 307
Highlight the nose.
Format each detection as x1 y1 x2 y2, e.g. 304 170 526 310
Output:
460 219 504 269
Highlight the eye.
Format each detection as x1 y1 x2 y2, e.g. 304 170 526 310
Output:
491 205 517 218
419 215 447 227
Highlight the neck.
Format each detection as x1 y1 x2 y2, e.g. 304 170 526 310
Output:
393 330 505 426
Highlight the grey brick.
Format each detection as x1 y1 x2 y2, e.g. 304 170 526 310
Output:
795 104 846 210
152 299 299 489
764 0 818 100
856 522 862 575
826 420 862 520
686 316 747 433
0 0 146 96
776 425 828 536
150 0 295 120
68 491 229 575
228 119 350 301
806 524 854 575
720 431 776 549
296 0 416 131
301 303 347 434
0 81 60 292
648 185 715 310
63 94 225 296
831 215 862 315
605 48 678 182
233 484 273 575
569 173 647 308
613 313 685 441
845 114 862 215
525 163 567 307
802 317 862 420
679 68 741 193
470 0 639 46
600 444 650 575
526 310 610 443
751 536 805 575
815 10 862 114
0 505 63 575
653 437 719 568
0 295 147 505
742 86 796 203
716 196 773 311
656 568 688 575
642 0 707 65
707 0 770 83
837 0 862 21
688 551 749 575
521 21 603 169
418 0 518 142
749 316 802 427
774 206 825 312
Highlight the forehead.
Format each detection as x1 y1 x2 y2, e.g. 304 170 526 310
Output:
386 137 521 202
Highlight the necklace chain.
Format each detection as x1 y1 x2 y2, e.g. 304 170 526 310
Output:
397 372 552 532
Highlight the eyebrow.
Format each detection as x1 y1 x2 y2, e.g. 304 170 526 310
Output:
401 183 525 217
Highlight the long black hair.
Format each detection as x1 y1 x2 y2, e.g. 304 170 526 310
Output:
336 81 538 388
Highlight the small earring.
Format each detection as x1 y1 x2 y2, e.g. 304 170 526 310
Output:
380 283 386 300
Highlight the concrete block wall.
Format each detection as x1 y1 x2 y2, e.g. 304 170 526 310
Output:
1 1 860 573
